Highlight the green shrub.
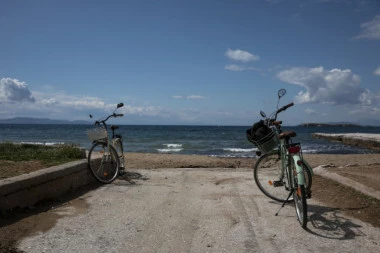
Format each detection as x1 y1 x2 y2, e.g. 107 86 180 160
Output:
0 143 83 166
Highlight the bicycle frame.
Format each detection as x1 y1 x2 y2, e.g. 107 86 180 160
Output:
274 125 311 188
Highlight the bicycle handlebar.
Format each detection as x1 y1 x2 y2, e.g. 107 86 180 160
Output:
260 102 294 126
91 102 124 127
277 102 294 114
94 113 124 126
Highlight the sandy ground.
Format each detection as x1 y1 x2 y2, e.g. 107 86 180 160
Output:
1 153 380 252
0 168 379 253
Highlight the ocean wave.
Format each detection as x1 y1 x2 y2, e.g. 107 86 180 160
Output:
20 141 65 146
157 144 184 153
163 144 183 148
223 148 256 152
302 149 319 154
209 154 256 158
157 148 183 153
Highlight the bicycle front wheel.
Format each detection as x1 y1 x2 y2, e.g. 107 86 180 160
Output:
88 141 120 183
254 152 292 202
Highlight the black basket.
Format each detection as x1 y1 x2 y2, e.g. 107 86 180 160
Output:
247 128 278 154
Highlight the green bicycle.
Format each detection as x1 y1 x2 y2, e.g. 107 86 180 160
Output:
247 89 313 229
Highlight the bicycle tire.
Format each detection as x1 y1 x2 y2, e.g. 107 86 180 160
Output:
254 152 293 203
88 141 120 183
290 158 308 228
293 184 308 228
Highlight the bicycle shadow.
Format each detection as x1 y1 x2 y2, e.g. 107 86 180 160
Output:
116 171 150 185
306 204 365 240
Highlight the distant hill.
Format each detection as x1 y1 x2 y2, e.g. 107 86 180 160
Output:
0 117 90 125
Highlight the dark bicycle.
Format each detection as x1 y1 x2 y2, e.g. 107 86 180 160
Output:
87 103 126 184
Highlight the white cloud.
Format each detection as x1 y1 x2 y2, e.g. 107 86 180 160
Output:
0 78 171 121
33 91 107 110
172 95 206 100
349 106 380 115
358 89 380 106
121 105 164 117
374 66 380 76
225 64 266 73
34 91 168 118
187 95 206 100
0 78 35 103
277 66 380 105
225 49 259 62
305 108 318 115
305 108 327 116
225 64 245 71
353 15 380 40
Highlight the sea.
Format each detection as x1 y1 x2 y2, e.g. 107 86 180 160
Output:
1 124 380 158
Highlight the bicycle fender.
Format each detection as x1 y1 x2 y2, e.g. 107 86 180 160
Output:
301 159 314 176
292 155 305 185
112 138 122 145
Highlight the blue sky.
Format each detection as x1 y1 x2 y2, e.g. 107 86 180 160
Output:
1 0 380 126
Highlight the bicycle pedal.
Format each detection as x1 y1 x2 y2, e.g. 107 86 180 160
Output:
273 181 284 187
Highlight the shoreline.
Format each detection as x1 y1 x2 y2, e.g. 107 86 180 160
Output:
120 152 380 170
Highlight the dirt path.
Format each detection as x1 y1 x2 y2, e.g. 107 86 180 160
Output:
1 168 379 253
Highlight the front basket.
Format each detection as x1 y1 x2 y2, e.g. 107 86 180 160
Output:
253 130 278 154
87 127 108 141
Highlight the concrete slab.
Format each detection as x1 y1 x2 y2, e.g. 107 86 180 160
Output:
312 133 380 150
313 165 380 200
0 159 96 212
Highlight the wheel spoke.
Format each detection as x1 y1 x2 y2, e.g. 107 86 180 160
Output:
254 152 292 202
88 142 120 184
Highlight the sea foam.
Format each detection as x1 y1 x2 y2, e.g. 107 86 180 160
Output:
157 144 183 153
223 148 256 152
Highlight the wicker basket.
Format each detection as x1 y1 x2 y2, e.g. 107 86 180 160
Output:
87 127 108 141
254 130 278 154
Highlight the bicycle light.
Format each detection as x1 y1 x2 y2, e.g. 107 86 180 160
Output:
288 146 300 154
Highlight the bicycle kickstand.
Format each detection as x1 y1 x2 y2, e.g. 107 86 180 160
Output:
275 190 293 216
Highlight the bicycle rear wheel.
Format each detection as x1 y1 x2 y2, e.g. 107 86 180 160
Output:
112 137 125 168
293 184 308 228
88 141 120 183
290 159 308 228
254 152 292 202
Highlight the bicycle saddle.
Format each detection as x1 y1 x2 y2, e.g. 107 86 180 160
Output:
111 125 119 130
278 131 297 139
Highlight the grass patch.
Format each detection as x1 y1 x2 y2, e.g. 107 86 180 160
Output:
0 142 84 167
